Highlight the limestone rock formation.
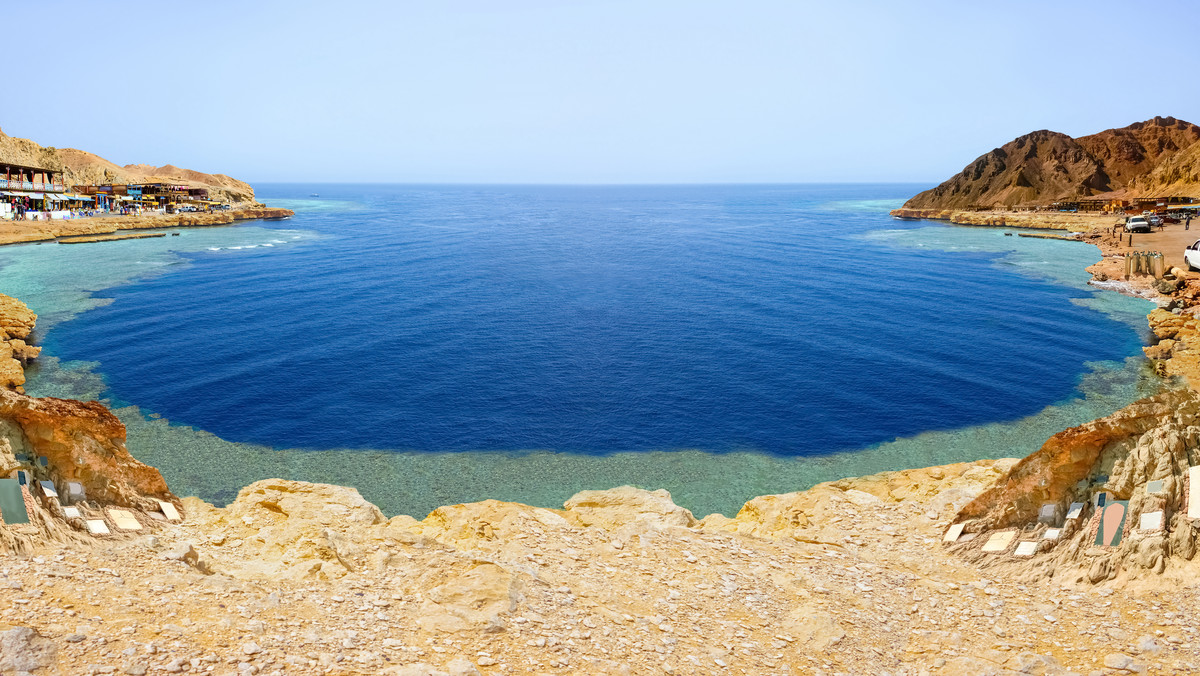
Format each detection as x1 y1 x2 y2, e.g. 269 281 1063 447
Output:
903 116 1200 209
950 389 1200 584
0 293 39 392
0 126 258 205
0 387 175 511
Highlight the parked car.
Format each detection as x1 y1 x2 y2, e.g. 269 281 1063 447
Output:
1125 216 1151 233
1186 239 1200 270
1149 215 1164 227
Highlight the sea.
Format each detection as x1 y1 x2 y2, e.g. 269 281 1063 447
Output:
0 184 1162 518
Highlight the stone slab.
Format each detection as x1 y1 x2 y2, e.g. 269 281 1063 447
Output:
1139 511 1164 531
1190 466 1200 519
66 482 85 501
1146 479 1165 495
106 509 142 531
38 481 58 499
1065 502 1085 520
62 506 81 520
981 530 1016 553
0 479 30 526
1038 503 1061 525
1095 501 1129 547
158 501 181 522
85 519 110 535
1043 528 1061 540
1014 541 1038 557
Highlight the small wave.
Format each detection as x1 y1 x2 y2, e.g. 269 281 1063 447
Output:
262 243 274 247
207 247 221 251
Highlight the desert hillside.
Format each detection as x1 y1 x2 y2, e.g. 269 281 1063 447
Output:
0 127 257 206
904 116 1200 209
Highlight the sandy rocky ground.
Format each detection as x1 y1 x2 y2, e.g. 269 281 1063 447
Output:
6 222 1200 675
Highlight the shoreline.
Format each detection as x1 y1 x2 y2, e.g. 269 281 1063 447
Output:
890 206 1125 231
0 206 295 247
10 208 1167 519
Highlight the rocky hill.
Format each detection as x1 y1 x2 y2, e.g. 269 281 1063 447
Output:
0 127 257 206
903 116 1200 209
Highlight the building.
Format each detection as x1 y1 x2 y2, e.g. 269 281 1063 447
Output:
0 162 67 217
1129 196 1198 213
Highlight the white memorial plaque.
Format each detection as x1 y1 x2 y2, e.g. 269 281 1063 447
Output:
981 530 1016 553
107 509 142 531
158 501 182 522
85 519 110 535
1189 467 1200 519
1139 511 1164 531
1014 541 1038 557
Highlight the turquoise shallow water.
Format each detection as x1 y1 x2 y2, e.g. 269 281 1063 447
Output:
2 187 1163 518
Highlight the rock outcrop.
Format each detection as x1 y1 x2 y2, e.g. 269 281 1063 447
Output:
0 386 179 557
0 387 174 510
0 293 39 392
950 389 1200 585
0 126 258 205
902 116 1200 209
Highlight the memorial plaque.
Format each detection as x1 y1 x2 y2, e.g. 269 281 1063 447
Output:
1139 511 1164 531
1014 541 1038 557
982 530 1016 553
1094 501 1129 547
1065 502 1085 520
1189 467 1200 520
85 520 110 535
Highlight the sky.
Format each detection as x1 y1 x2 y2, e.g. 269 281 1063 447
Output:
5 0 1200 184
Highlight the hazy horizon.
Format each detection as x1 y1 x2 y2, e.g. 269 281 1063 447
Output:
6 0 1199 184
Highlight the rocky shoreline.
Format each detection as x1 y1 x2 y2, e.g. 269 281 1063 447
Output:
889 208 1121 232
3 218 1200 674
0 208 295 247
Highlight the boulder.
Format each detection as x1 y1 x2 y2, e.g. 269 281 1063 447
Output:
0 626 57 672
563 486 697 530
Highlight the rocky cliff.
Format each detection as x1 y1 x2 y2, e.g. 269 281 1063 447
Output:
0 127 258 206
903 116 1200 209
0 294 40 392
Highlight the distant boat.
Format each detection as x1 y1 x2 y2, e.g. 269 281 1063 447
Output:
310 193 320 197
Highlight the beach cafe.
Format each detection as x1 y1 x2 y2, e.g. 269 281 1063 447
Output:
0 162 70 220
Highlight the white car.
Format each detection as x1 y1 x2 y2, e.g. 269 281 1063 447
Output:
1186 239 1200 270
1125 216 1151 233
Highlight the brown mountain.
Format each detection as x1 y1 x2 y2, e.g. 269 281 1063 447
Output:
0 127 257 205
903 116 1200 209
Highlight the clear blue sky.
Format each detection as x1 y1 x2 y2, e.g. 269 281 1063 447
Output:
6 0 1199 183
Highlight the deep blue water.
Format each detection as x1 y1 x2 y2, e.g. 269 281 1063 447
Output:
41 184 1146 456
